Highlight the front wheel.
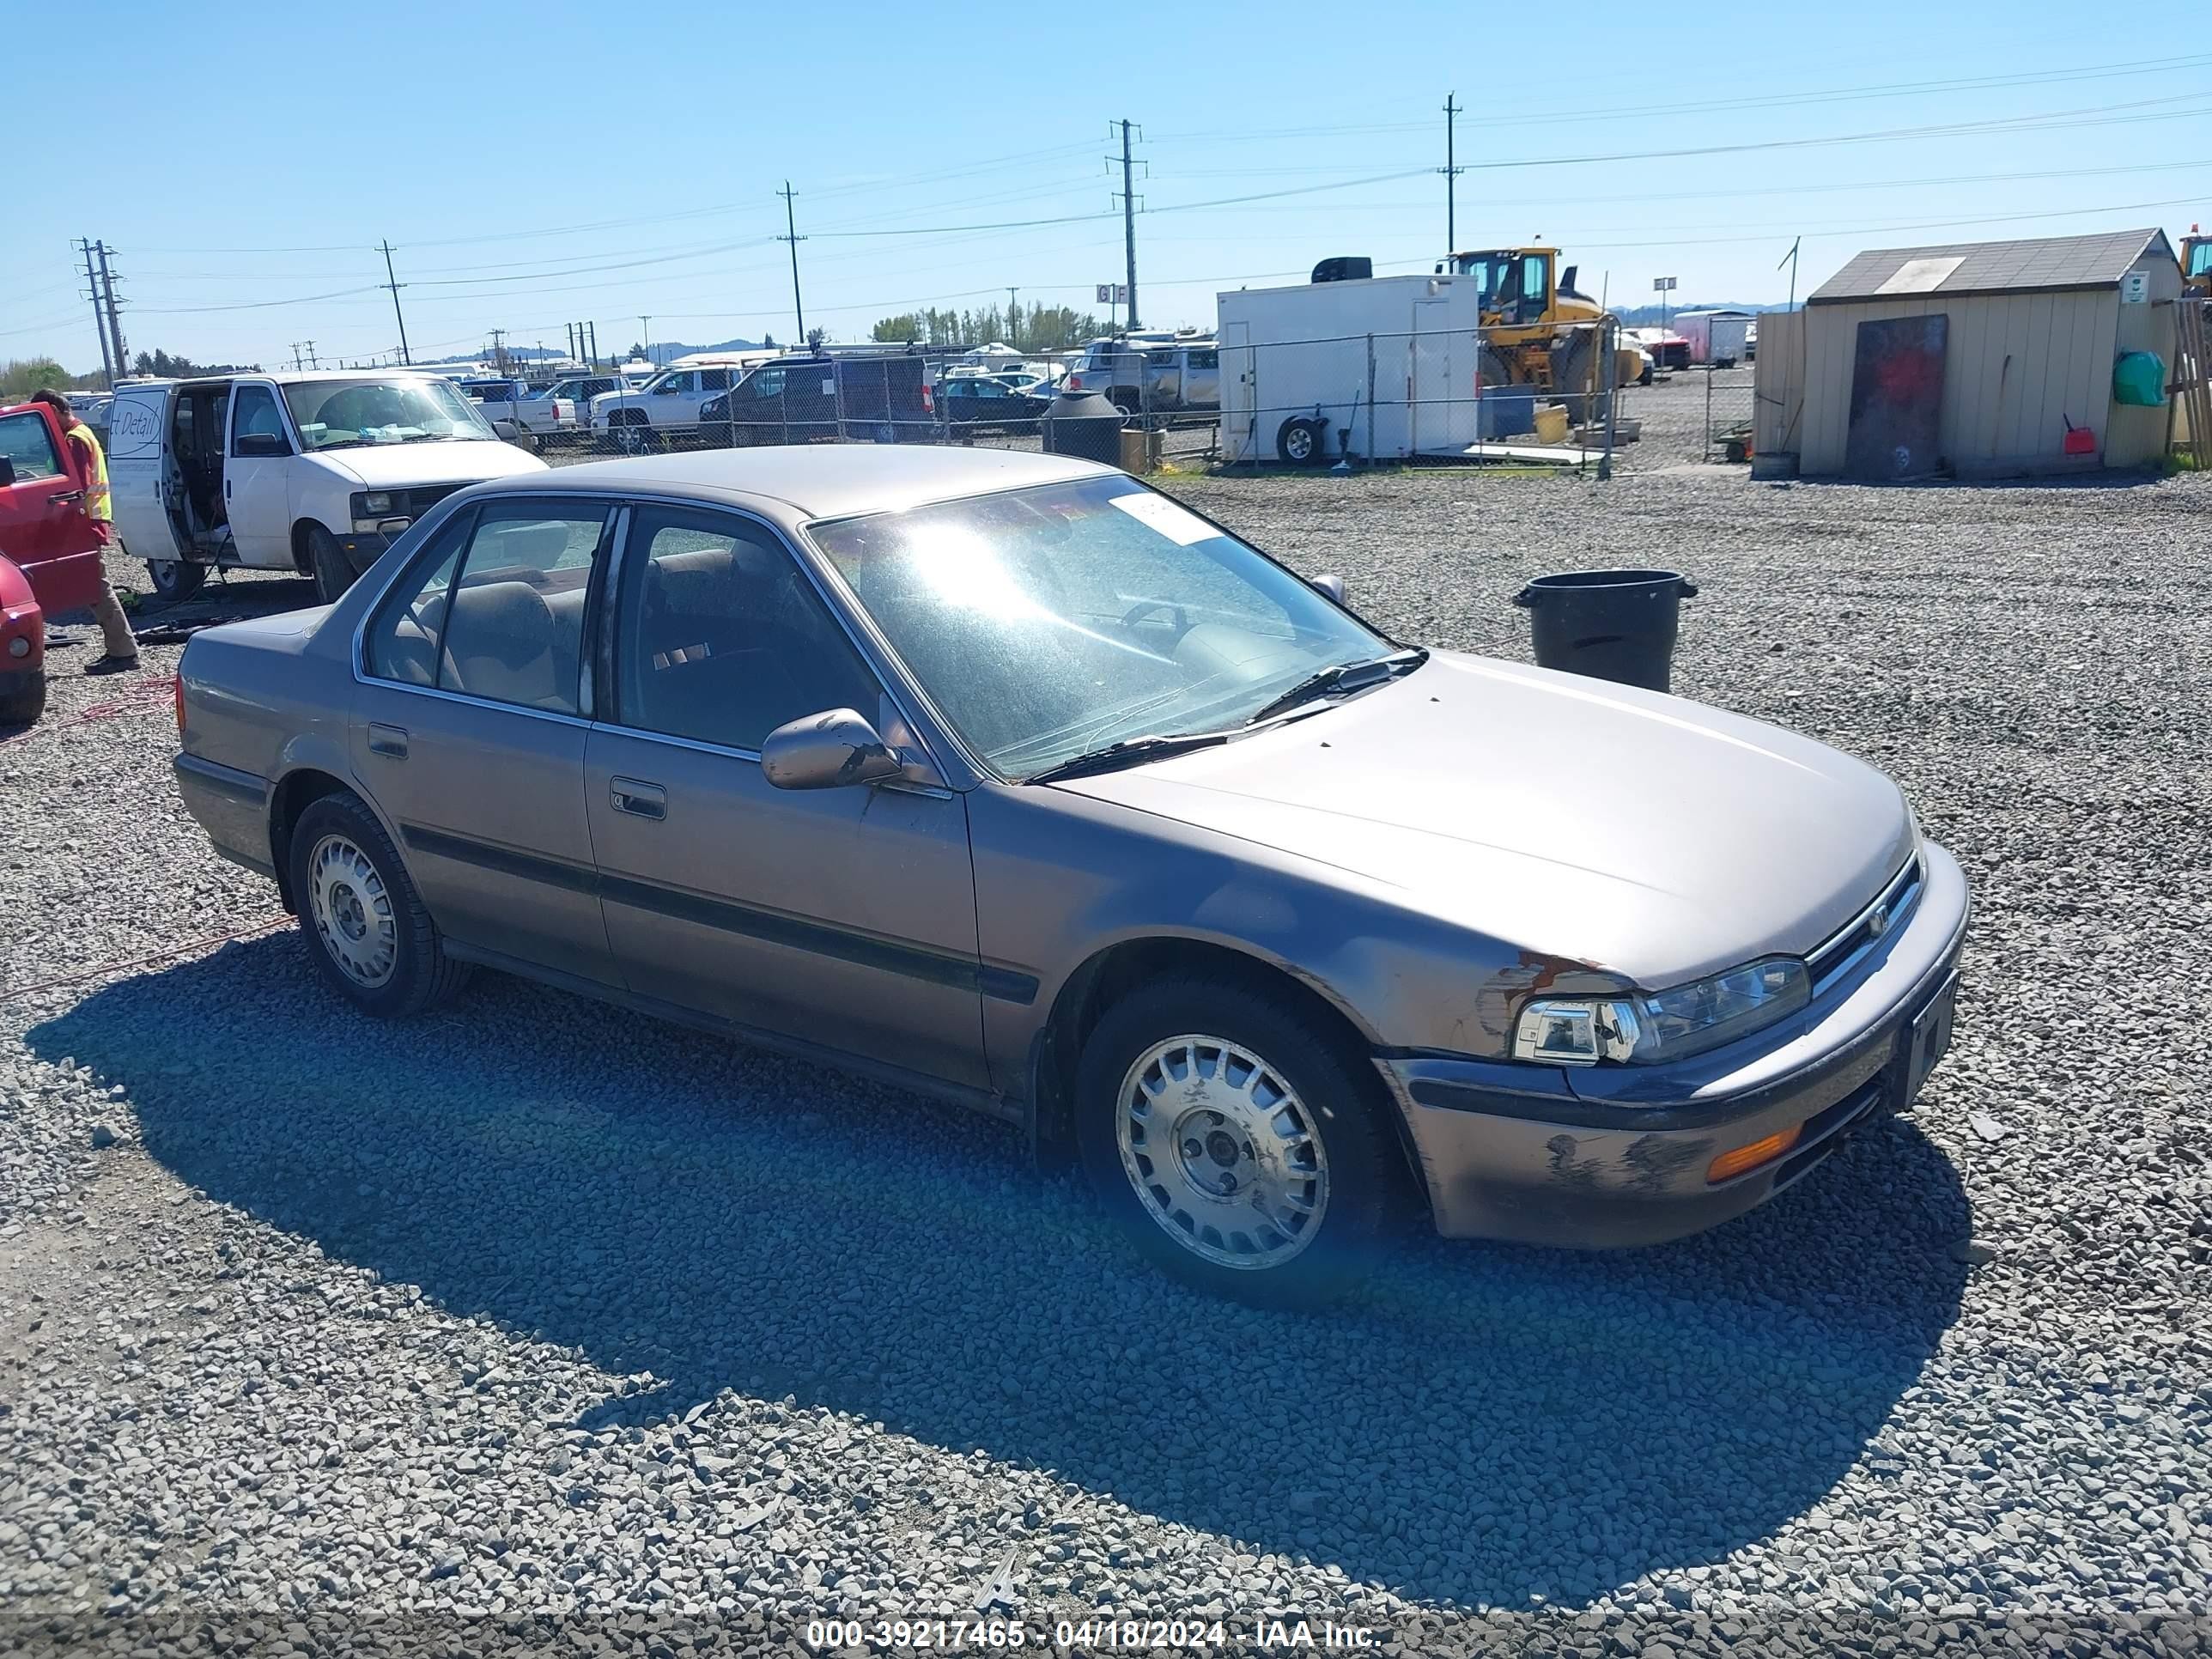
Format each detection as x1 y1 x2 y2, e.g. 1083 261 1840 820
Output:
148 558 207 602
1076 978 1405 1304
0 667 46 727
306 525 357 606
288 792 469 1018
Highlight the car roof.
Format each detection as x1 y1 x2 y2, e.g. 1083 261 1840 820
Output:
507 446 1116 521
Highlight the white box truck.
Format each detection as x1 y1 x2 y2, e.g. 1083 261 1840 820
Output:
1671 310 1752 368
1218 270 1545 465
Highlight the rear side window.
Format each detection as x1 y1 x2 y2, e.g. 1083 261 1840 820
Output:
0 410 64 482
365 501 611 714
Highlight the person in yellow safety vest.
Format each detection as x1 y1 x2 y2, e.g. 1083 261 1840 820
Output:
31 389 139 674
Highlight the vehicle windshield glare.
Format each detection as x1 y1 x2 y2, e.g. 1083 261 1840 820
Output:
280 377 497 449
808 476 1397 778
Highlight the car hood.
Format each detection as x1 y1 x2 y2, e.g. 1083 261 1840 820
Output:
315 441 547 489
1050 651 1915 987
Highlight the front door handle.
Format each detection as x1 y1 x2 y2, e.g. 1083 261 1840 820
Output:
367 723 408 758
610 777 666 820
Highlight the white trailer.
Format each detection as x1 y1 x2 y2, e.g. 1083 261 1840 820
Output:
1218 271 1540 465
1671 309 1752 368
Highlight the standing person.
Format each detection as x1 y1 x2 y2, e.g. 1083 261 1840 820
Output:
30 389 138 674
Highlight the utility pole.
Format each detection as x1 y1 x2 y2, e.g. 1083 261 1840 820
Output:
1116 121 1140 331
778 182 807 344
489 329 507 374
379 240 413 365
638 317 652 367
586 321 599 368
304 341 318 370
1778 235 1802 310
77 240 114 386
1006 288 1018 347
94 243 127 380
1440 94 1464 255
290 343 304 370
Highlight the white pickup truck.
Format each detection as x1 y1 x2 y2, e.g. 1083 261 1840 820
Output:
458 378 577 451
587 356 771 449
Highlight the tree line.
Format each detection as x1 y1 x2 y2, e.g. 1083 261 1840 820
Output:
871 302 1107 353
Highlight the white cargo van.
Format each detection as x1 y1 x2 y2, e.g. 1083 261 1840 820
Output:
106 371 547 603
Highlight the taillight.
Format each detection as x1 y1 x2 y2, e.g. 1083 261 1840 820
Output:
173 672 185 738
1067 374 1083 389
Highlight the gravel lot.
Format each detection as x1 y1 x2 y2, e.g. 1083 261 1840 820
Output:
3 465 2208 1656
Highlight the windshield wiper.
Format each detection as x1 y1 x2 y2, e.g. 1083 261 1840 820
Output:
1024 731 1231 784
1243 648 1427 726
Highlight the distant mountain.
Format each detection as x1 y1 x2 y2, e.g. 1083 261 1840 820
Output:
412 336 767 370
1613 301 1788 327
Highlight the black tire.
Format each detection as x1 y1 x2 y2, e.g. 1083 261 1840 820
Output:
288 792 470 1018
1549 334 1601 427
1275 416 1322 466
0 669 46 727
1638 363 1654 387
307 524 357 606
148 558 207 603
1075 975 1406 1305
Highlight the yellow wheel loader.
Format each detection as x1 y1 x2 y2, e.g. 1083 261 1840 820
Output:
1435 246 1633 422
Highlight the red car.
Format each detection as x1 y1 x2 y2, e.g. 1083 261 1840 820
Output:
0 400 108 726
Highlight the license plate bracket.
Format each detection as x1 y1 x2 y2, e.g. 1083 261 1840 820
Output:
1895 969 1960 1110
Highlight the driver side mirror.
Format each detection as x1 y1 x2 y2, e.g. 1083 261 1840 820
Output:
1310 573 1347 605
761 708 905 791
234 431 289 458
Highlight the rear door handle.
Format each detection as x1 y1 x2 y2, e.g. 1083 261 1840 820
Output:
610 777 666 820
367 723 408 758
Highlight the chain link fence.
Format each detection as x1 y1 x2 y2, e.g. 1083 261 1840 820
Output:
492 325 1759 477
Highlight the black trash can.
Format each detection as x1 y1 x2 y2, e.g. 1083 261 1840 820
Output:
1041 389 1126 465
1512 569 1698 692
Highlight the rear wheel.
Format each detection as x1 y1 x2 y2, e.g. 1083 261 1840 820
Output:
306 525 357 606
1549 334 1602 426
0 668 46 727
148 558 207 603
288 792 469 1018
1076 977 1404 1305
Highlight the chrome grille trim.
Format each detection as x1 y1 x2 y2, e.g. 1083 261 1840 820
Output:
1807 854 1923 992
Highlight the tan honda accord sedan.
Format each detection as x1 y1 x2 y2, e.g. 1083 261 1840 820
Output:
173 447 1966 1303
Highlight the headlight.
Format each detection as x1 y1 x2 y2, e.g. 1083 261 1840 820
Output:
1513 957 1809 1067
362 492 392 514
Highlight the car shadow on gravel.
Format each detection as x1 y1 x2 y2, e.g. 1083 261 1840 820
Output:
33 937 1970 1611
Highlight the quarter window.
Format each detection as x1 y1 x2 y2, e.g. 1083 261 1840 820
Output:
614 506 881 752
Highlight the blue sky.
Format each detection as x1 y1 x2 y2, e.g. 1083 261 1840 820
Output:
7 1 2208 372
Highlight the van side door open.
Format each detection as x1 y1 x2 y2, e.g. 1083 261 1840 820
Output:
104 384 187 563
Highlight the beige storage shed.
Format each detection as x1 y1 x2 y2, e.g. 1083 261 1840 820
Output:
1778 228 2179 478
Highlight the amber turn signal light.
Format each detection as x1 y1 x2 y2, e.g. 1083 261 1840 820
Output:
1707 1125 1802 1184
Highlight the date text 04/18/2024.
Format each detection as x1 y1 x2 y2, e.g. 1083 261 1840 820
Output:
804 1618 1382 1650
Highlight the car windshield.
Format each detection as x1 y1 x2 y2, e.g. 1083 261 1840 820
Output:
808 475 1399 778
281 378 497 449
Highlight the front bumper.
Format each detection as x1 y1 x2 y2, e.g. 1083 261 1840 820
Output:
1378 840 1969 1249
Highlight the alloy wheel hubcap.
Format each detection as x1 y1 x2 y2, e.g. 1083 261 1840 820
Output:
307 834 398 988
1115 1034 1329 1270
